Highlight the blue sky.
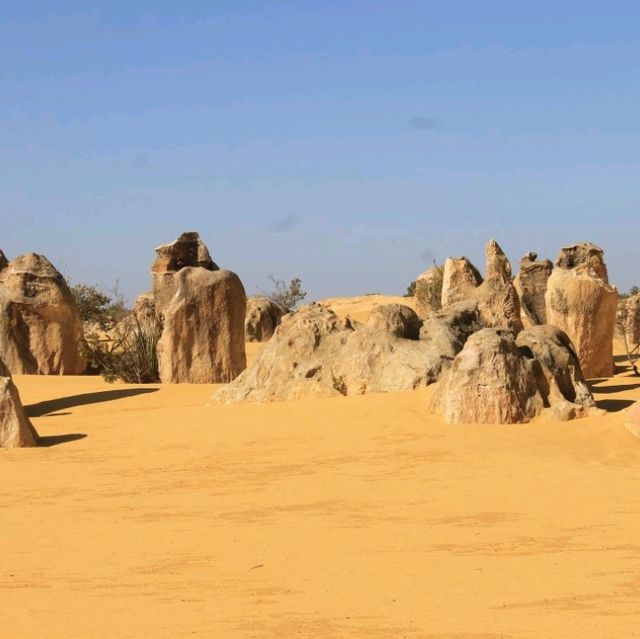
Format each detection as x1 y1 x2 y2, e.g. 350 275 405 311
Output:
2 1 639 302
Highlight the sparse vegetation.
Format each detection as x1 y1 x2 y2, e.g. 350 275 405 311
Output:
405 281 416 297
261 274 307 311
82 316 162 383
70 281 130 329
414 262 444 311
72 281 160 382
619 285 640 300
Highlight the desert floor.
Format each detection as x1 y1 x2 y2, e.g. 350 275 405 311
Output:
3 296 640 638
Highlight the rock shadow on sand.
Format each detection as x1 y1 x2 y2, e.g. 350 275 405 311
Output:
26 388 158 418
38 433 88 447
595 398 635 413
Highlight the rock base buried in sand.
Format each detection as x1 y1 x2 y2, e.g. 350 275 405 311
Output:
431 325 600 425
214 302 481 404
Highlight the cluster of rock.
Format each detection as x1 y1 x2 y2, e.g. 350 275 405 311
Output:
430 325 599 424
0 251 85 375
0 357 39 447
214 300 481 403
417 240 618 380
439 240 523 334
141 232 247 383
216 238 616 427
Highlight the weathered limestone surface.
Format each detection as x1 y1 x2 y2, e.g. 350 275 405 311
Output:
214 303 471 403
0 253 86 375
0 357 39 447
514 252 553 326
157 267 246 384
545 243 617 378
245 296 287 343
366 304 422 340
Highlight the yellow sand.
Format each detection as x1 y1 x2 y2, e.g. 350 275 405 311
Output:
320 294 417 323
3 325 640 637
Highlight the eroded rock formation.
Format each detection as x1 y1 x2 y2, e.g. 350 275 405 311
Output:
441 257 482 307
152 233 246 383
513 252 553 326
545 243 617 378
431 324 600 424
430 329 544 424
366 304 422 340
0 357 39 447
474 240 523 334
0 253 86 375
414 265 443 318
214 302 475 403
245 296 287 342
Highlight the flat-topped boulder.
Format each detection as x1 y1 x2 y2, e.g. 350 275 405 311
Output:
0 252 86 375
545 243 617 378
441 257 482 307
156 267 246 384
152 231 219 312
0 357 39 447
151 233 246 383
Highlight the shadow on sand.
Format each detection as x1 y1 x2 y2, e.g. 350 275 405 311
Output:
26 388 159 418
595 398 636 413
590 383 640 395
38 433 88 447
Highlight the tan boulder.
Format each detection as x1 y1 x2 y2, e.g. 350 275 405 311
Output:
366 303 422 340
157 267 246 383
214 303 466 403
245 296 287 342
152 231 219 312
513 252 553 326
419 300 485 380
516 325 598 417
618 293 640 347
430 328 544 424
545 243 617 378
0 357 39 447
0 253 86 375
441 257 482 307
414 265 443 317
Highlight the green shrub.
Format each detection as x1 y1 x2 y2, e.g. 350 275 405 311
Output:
83 316 162 384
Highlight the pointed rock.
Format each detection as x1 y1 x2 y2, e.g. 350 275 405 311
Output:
0 358 39 447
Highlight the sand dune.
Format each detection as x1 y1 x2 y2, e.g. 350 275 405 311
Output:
2 334 639 637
